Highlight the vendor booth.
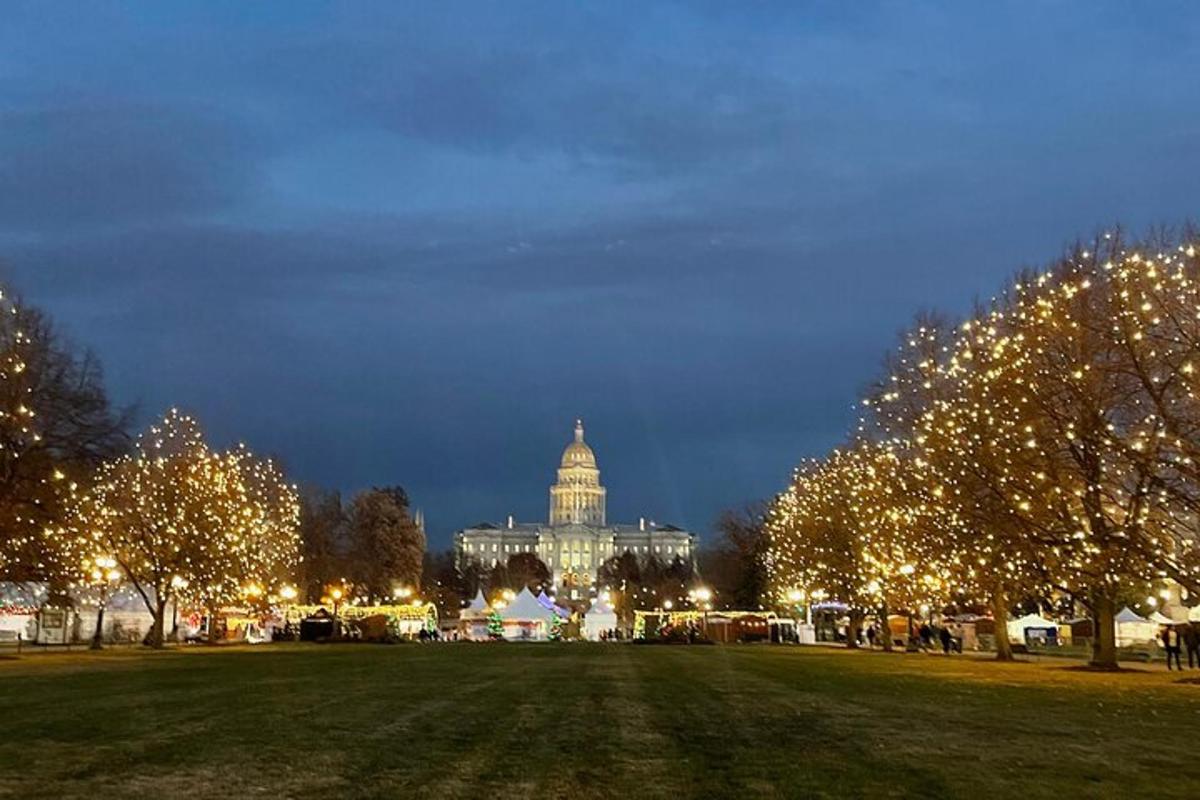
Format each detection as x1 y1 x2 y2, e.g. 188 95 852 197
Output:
1115 607 1158 647
583 597 618 641
1007 613 1060 646
632 609 780 642
286 602 437 641
500 587 555 641
459 590 493 641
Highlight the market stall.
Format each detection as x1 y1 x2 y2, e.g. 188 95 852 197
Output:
500 587 554 641
583 597 618 640
1115 607 1158 647
1007 613 1060 646
459 590 493 641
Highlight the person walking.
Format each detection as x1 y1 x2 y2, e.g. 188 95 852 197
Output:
1162 625 1183 670
866 625 877 649
939 626 952 654
1184 623 1200 669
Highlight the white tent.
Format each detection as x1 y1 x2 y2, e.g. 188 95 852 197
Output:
1007 613 1059 644
500 588 554 641
1148 610 1174 625
463 590 489 616
1115 606 1158 646
584 598 618 641
458 590 492 641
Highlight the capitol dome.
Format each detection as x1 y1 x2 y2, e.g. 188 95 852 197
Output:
560 419 596 467
550 418 606 526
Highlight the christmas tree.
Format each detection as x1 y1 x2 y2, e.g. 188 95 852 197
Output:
487 609 503 639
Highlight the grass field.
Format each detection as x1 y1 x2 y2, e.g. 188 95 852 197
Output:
1 643 1198 799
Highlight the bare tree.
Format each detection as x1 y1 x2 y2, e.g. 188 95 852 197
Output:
345 486 425 603
505 552 551 592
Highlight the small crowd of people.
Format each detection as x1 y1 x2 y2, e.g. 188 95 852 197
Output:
1160 623 1200 670
862 621 962 654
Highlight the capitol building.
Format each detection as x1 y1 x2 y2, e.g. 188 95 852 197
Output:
454 420 696 597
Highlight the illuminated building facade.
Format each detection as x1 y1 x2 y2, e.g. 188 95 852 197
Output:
454 420 696 598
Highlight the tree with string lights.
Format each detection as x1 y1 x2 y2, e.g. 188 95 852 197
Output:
766 230 1200 669
58 409 300 647
765 452 875 646
988 235 1200 667
0 287 128 583
766 441 953 650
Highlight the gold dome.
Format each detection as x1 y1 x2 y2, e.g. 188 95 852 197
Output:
560 419 596 467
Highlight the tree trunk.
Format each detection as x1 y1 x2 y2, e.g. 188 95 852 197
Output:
90 606 105 650
147 599 168 649
205 603 219 646
992 587 1015 661
846 609 864 649
1090 593 1118 669
879 604 893 652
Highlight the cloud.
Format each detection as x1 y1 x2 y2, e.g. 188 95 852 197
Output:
1 2 1199 543
0 100 261 233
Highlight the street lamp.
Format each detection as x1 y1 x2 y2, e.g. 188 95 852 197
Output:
689 587 712 634
331 588 344 618
787 588 809 629
88 556 121 650
168 574 189 642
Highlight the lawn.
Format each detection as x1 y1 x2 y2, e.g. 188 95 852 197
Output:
1 644 1198 799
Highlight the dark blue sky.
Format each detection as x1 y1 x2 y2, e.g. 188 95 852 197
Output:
2 3 1198 547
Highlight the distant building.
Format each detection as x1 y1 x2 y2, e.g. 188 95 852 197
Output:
454 419 696 598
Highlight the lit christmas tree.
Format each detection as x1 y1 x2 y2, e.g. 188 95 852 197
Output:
487 609 503 639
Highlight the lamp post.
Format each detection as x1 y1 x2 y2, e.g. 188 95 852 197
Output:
89 556 121 650
170 574 189 642
787 589 807 642
689 587 712 636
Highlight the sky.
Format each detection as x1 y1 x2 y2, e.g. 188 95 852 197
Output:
2 3 1199 547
